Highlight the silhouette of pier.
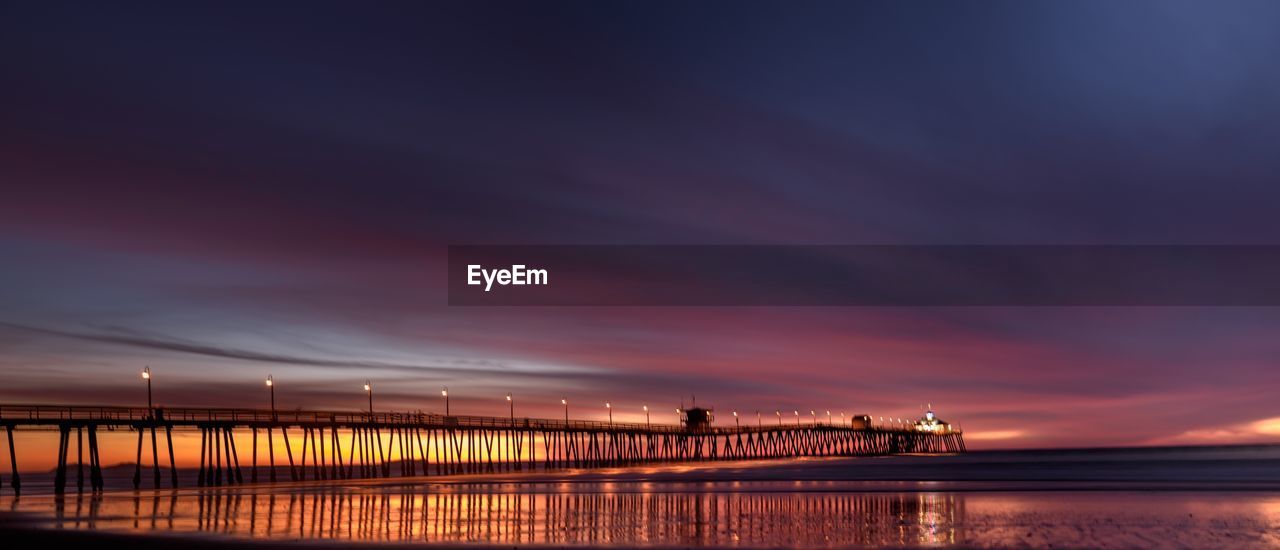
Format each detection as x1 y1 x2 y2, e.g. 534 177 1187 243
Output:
0 404 964 495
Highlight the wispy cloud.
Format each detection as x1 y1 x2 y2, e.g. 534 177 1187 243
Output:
0 321 539 377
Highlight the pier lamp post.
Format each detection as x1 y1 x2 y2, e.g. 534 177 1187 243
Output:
364 381 373 415
441 386 449 416
606 401 612 427
733 410 739 428
840 411 845 426
826 410 831 425
794 410 800 426
676 408 682 425
506 392 513 422
562 398 568 423
141 366 153 413
775 410 781 426
810 410 816 425
643 405 649 428
756 410 761 428
265 375 276 419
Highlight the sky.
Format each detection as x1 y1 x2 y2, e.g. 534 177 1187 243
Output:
3 1 1280 456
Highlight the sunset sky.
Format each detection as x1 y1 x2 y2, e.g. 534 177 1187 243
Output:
4 1 1280 458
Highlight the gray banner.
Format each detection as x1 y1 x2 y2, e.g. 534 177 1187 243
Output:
448 245 1280 306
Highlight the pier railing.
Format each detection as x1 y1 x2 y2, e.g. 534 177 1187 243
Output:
0 404 957 434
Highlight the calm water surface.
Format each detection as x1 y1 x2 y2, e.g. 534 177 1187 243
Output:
4 484 1280 547
3 448 1279 548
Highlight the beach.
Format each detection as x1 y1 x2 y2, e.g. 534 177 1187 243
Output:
2 445 1278 548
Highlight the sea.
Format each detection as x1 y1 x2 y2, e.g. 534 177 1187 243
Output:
1 445 1278 548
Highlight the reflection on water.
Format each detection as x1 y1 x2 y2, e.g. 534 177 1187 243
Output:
16 488 964 546
6 484 1280 547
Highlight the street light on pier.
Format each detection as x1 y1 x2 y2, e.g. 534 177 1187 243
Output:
810 410 816 425
606 401 612 426
756 410 761 428
794 410 800 426
441 386 449 416
265 375 275 419
506 392 513 422
775 410 781 426
643 405 650 428
562 398 568 423
141 366 153 412
826 410 831 425
675 408 682 424
364 381 373 415
732 410 739 428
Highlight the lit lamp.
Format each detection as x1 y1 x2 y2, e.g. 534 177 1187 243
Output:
364 381 373 414
441 386 449 416
606 401 612 426
506 392 513 422
733 410 739 428
643 404 650 428
265 375 276 419
141 366 153 412
562 398 568 422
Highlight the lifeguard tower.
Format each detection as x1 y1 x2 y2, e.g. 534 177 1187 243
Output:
681 407 715 432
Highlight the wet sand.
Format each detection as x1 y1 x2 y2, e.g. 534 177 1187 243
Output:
2 447 1279 548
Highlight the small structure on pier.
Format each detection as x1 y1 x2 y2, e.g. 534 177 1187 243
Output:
914 409 951 432
849 414 872 430
681 407 714 432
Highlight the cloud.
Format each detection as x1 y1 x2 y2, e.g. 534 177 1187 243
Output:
1252 418 1280 436
0 321 544 377
1148 417 1280 446
0 320 781 408
964 430 1025 442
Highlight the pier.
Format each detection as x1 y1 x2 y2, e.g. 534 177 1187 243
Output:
0 404 964 495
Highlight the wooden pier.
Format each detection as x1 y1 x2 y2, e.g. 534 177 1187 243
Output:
0 404 965 495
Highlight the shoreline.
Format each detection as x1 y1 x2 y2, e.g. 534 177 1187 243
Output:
6 445 1280 497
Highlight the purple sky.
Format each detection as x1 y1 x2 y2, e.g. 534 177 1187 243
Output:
3 1 1280 448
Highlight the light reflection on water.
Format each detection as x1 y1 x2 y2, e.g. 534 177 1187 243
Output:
5 484 1280 547
14 487 962 546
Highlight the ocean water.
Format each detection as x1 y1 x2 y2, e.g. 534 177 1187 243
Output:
2 445 1279 548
